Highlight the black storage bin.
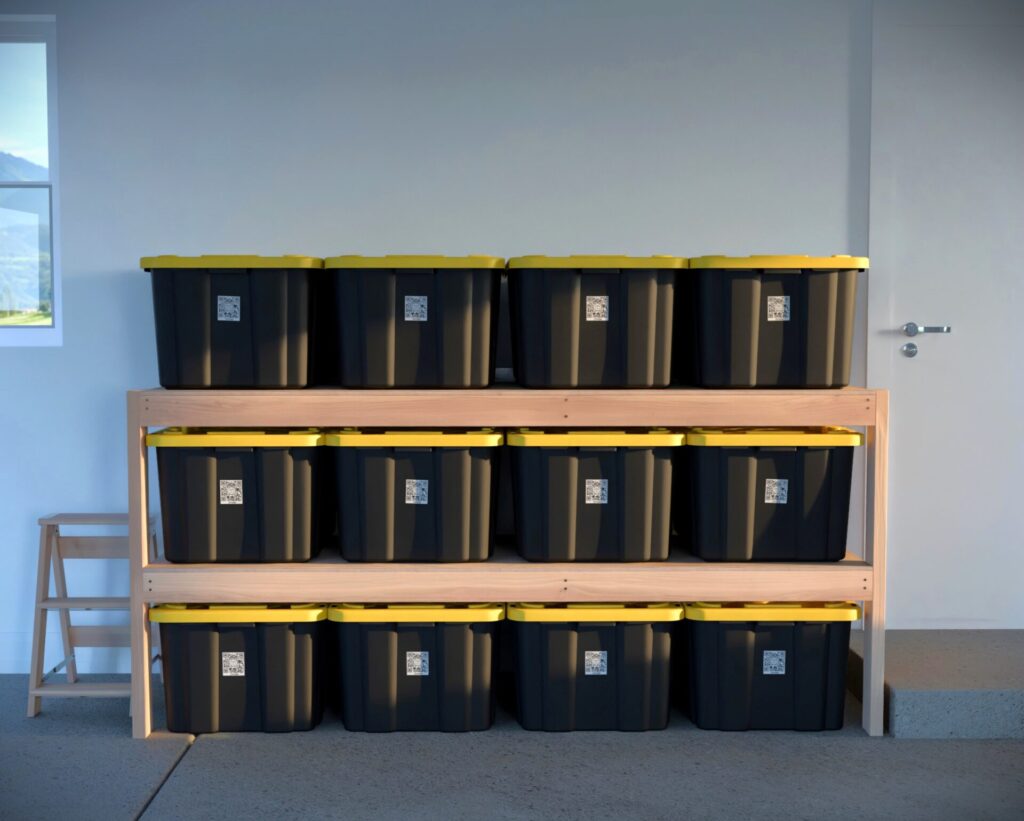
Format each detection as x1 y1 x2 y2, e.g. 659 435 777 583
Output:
508 255 685 387
681 427 861 562
509 604 682 731
322 255 503 387
326 429 502 562
508 430 683 561
151 605 326 733
330 604 503 732
148 428 323 563
683 602 858 731
683 255 867 387
142 254 320 388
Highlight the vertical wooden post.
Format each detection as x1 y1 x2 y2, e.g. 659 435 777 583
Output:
27 524 54 717
862 389 888 736
50 530 79 683
127 392 152 738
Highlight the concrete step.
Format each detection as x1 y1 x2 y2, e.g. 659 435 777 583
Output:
848 629 1024 738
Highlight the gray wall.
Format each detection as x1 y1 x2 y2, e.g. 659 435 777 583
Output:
1 0 876 671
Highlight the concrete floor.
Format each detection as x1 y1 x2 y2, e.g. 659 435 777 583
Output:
2 675 1023 821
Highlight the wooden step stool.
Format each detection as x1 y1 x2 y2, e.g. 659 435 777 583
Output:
27 513 157 716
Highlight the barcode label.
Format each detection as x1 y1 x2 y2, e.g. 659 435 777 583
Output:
584 650 608 676
404 295 428 321
585 479 608 504
217 295 241 322
221 651 245 677
766 295 790 322
764 478 789 504
406 651 429 676
405 479 429 505
586 295 609 321
763 650 786 675
219 479 243 505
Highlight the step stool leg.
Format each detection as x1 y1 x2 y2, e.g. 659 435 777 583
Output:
27 524 55 717
51 530 78 683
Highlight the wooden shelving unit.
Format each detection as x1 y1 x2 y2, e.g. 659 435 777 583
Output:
127 387 888 739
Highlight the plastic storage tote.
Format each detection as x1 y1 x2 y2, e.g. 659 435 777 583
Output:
326 430 502 562
508 255 686 387
508 430 684 561
148 428 323 563
508 604 682 731
142 255 321 388
683 602 859 731
330 604 503 732
321 255 503 387
682 255 868 387
152 605 326 733
680 427 862 562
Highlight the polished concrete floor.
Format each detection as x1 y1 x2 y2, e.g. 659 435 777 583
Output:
2 674 1022 821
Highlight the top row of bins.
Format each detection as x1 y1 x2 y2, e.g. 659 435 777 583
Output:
141 254 867 389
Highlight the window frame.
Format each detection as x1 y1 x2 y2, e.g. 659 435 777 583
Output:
0 14 62 347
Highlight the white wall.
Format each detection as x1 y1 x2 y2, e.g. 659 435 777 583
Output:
0 0 887 672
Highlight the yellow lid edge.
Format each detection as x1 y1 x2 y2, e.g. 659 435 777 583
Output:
327 604 505 623
686 427 862 447
507 604 684 623
141 255 323 269
508 255 687 270
324 430 503 448
146 428 323 448
325 255 504 269
150 605 327 624
684 603 861 622
506 430 685 447
689 255 868 270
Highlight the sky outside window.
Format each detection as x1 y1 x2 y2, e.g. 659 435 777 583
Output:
0 42 49 179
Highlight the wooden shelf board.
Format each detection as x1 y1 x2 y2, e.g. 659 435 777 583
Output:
133 387 879 428
143 554 872 604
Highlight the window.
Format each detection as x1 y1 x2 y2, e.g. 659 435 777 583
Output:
0 16 60 346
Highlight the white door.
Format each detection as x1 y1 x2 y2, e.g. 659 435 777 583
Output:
868 0 1024 627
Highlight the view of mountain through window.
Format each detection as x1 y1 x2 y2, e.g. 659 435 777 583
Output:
1 41 53 327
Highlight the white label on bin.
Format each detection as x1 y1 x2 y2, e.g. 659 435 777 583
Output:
405 479 429 505
586 295 610 322
219 479 244 505
763 650 786 675
221 651 245 677
406 651 429 676
585 650 608 676
585 479 608 505
766 295 790 322
404 295 428 322
217 295 241 322
764 478 789 505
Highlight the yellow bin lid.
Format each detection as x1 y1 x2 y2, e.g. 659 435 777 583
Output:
689 255 868 270
150 604 327 623
328 604 505 623
146 428 322 448
506 429 685 447
685 602 861 622
508 255 687 270
686 427 862 447
507 604 683 623
140 255 322 270
323 430 502 448
324 255 504 269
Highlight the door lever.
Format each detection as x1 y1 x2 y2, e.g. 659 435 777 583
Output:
902 322 951 337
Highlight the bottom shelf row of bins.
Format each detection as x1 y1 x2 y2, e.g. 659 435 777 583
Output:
151 602 858 734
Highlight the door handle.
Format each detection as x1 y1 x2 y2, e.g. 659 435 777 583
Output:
902 322 951 337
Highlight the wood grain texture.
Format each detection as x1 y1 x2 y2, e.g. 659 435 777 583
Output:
862 389 889 737
127 394 152 739
143 555 873 604
133 387 878 428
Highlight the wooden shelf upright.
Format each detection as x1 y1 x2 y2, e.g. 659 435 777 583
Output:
127 387 888 739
